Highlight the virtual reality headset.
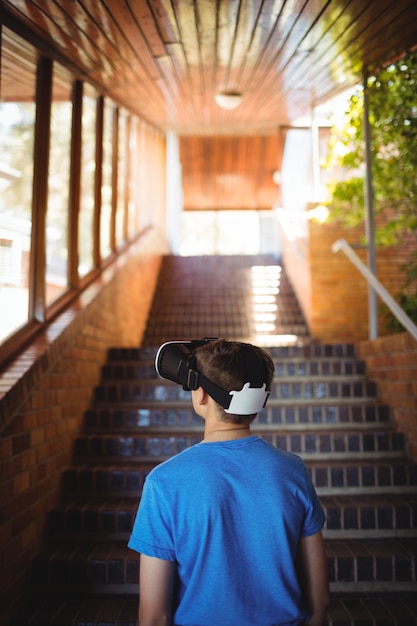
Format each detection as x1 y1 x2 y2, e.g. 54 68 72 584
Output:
155 338 270 415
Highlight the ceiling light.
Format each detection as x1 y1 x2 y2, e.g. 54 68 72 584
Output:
214 91 242 110
272 170 281 185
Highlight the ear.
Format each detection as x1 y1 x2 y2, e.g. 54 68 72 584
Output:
195 386 209 406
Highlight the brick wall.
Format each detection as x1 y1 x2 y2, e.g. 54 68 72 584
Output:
0 228 167 625
281 218 415 343
308 219 370 342
357 332 417 463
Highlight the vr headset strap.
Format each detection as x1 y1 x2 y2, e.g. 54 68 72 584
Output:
186 368 233 410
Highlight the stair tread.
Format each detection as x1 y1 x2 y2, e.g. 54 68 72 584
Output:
10 593 417 625
51 492 417 512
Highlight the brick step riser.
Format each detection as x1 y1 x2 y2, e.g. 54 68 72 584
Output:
327 550 417 587
30 544 417 588
92 380 378 403
84 404 392 429
31 553 139 588
10 595 417 626
107 344 358 362
72 431 406 460
145 327 310 338
47 502 417 536
101 360 367 381
61 462 417 494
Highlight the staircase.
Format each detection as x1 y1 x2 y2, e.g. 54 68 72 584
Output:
12 255 417 625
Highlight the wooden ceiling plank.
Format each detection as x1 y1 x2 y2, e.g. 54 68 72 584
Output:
6 0 98 74
240 0 310 95
271 0 332 77
172 0 204 102
261 0 397 117
126 0 167 57
233 0 285 86
46 1 106 71
243 0 346 119
194 0 218 125
275 0 360 95
99 0 162 81
215 0 241 92
268 0 380 110
222 0 263 92
147 0 180 44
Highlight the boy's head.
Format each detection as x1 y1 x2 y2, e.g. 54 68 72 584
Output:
194 339 274 424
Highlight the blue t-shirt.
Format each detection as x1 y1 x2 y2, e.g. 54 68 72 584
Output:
128 435 325 626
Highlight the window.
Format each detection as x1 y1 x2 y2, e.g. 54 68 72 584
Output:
101 99 114 258
116 108 127 246
128 117 140 238
45 62 73 305
78 84 97 276
0 24 160 356
0 28 37 342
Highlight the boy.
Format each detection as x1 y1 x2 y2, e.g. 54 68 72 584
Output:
128 339 329 626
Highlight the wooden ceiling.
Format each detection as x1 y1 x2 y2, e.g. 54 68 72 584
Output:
180 134 284 210
2 0 417 210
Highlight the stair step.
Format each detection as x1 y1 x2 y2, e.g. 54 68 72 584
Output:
327 593 417 625
61 459 417 497
10 595 139 626
10 593 417 625
92 378 378 403
107 343 358 362
101 357 365 383
48 498 138 537
258 403 390 426
310 460 417 494
84 402 392 429
72 429 406 462
47 494 417 540
31 543 139 592
327 538 417 590
61 464 151 496
321 494 417 538
101 357 367 381
29 538 417 593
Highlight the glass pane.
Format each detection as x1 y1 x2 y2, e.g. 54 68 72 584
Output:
45 62 72 305
101 99 113 258
116 108 127 246
128 117 140 239
78 84 97 276
0 28 37 343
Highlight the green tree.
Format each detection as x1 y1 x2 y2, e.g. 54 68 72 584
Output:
324 50 417 329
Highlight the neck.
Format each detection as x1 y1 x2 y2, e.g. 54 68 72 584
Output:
202 423 252 443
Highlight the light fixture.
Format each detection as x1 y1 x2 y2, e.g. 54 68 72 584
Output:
214 91 242 110
272 170 281 185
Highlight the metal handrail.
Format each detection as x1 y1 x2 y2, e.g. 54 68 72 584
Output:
332 238 417 341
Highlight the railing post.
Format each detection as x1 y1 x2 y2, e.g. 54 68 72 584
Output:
363 69 378 339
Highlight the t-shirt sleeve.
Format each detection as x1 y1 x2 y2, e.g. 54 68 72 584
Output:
128 474 176 561
299 463 326 537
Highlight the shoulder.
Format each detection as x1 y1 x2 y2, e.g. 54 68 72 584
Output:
258 437 306 466
146 444 203 481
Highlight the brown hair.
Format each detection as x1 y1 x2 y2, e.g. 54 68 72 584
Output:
194 339 274 423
